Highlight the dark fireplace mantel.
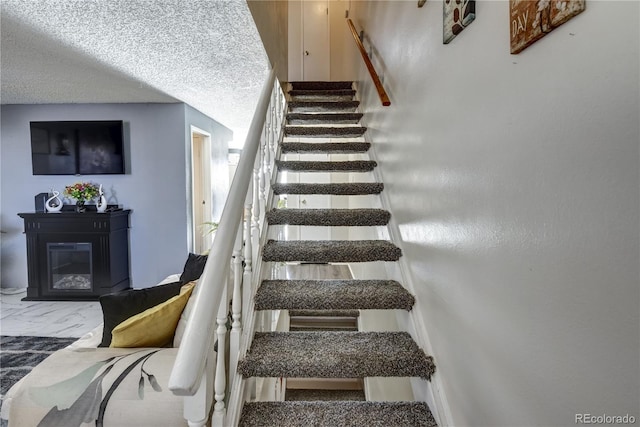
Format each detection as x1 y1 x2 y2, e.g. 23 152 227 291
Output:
18 210 131 301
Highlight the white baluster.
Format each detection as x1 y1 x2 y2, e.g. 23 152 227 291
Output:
212 289 227 425
243 196 253 320
230 225 243 373
252 162 261 238
253 136 268 217
261 128 270 210
244 181 253 262
269 103 277 163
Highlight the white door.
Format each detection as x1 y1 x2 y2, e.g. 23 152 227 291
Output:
303 0 330 81
190 128 213 254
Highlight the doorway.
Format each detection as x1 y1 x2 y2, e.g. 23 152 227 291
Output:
302 0 330 81
290 0 355 81
190 127 213 255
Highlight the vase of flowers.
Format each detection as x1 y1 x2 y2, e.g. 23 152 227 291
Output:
64 182 100 212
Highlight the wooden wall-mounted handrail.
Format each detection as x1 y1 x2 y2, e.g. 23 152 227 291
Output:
347 18 390 107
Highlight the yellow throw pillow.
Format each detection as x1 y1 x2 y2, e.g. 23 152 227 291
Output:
110 282 196 348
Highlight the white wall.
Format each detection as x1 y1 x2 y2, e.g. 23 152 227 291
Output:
349 1 639 426
1 103 231 289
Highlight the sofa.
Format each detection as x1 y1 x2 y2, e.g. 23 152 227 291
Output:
1 254 208 427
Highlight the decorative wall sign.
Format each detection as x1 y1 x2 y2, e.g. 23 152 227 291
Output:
510 0 585 54
443 0 476 44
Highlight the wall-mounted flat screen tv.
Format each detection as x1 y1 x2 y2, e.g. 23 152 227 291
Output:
30 121 125 175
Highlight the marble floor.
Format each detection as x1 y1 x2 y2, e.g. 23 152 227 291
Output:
0 289 102 338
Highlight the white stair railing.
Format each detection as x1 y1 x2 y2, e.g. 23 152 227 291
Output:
168 68 284 427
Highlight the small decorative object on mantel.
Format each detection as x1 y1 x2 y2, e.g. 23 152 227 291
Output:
64 182 100 213
510 0 585 54
45 189 63 213
96 184 108 213
443 0 475 44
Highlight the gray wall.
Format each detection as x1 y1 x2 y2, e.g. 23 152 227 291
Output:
1 103 231 289
349 1 639 425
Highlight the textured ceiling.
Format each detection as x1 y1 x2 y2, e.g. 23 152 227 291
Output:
0 0 270 140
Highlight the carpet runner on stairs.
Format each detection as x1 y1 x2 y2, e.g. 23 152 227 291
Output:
237 331 435 380
276 160 376 172
272 182 383 195
280 142 370 153
255 279 415 311
284 126 367 138
286 112 363 125
266 208 390 226
288 90 357 102
262 240 402 263
240 401 437 427
288 101 360 113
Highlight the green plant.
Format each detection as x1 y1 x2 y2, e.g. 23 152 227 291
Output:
203 221 219 235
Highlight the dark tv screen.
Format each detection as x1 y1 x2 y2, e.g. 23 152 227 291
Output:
30 121 125 175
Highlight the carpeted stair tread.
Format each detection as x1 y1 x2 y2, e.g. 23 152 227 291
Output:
262 240 402 263
285 126 367 138
285 389 366 402
287 112 362 124
289 90 356 102
289 309 360 318
276 160 376 172
281 142 371 153
290 81 353 90
266 208 390 226
255 280 415 311
240 401 437 427
273 183 383 195
237 331 435 380
288 101 360 113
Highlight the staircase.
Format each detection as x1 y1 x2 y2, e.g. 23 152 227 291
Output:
237 81 438 426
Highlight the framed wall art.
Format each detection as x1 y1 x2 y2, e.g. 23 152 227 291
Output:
510 0 585 54
443 0 476 44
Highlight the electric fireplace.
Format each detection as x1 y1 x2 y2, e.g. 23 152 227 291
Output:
48 242 93 291
18 210 131 300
